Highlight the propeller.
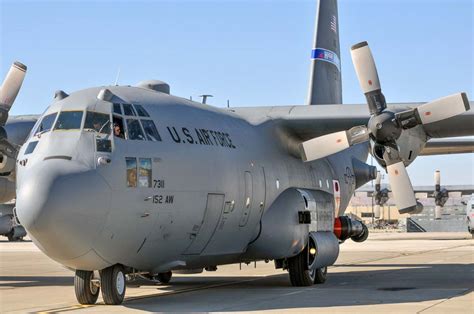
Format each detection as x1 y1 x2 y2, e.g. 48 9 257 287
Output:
0 61 27 125
373 171 389 218
299 41 470 213
0 62 27 173
433 170 448 220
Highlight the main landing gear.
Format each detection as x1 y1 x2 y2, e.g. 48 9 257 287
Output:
288 235 328 286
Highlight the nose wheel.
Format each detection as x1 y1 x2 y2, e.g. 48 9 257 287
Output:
74 270 100 305
100 265 126 305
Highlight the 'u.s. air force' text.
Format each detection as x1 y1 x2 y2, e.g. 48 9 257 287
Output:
166 126 236 149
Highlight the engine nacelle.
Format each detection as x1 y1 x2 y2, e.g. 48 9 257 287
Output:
0 153 15 174
244 189 309 260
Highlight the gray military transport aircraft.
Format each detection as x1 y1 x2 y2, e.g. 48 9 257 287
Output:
0 0 473 306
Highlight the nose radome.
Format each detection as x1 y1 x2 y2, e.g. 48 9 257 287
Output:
16 160 111 263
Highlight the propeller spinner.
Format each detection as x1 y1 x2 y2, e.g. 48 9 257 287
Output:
299 42 470 213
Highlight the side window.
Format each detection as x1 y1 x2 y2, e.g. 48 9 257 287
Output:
125 157 137 188
54 111 83 130
126 119 145 140
113 116 125 139
35 112 57 135
123 104 136 116
84 111 111 134
134 104 150 117
141 120 162 141
24 141 39 155
138 158 152 187
113 103 122 115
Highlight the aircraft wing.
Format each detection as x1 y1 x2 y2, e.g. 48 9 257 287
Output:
356 183 474 197
230 102 474 141
420 138 474 155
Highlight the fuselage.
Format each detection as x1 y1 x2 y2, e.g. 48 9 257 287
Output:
15 85 368 272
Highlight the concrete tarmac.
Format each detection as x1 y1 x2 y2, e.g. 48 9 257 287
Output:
0 232 472 313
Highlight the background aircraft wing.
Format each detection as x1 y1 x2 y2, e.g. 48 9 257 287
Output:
420 138 474 155
356 183 474 197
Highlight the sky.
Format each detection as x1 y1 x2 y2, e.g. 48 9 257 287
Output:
0 0 473 185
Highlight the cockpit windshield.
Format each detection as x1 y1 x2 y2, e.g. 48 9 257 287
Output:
84 111 111 134
35 112 57 135
54 111 83 130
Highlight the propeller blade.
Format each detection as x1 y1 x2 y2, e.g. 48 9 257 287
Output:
397 93 470 129
416 93 470 125
374 204 381 219
0 61 27 111
375 171 381 190
350 41 386 115
300 126 369 162
385 161 419 214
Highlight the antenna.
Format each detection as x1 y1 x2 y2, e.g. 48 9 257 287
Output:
114 67 121 86
199 94 213 104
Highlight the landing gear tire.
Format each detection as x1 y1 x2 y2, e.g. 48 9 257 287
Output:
351 223 369 243
314 267 327 284
157 271 172 284
101 265 126 305
74 270 100 305
7 231 21 242
288 247 315 287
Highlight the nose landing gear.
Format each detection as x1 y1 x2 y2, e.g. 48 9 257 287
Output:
74 270 100 305
74 265 126 305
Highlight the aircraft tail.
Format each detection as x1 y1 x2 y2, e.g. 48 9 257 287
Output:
306 0 342 105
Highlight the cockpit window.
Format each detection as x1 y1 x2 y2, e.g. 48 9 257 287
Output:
113 103 122 115
35 112 57 135
134 104 150 117
123 104 136 116
126 119 145 140
84 111 111 134
141 120 162 141
54 111 83 130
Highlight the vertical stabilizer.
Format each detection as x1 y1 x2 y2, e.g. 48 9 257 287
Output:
306 0 342 105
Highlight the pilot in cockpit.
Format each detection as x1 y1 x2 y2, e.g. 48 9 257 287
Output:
113 121 124 139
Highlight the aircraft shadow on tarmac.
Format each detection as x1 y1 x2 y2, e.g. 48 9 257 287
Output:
120 263 474 311
1 263 472 310
0 275 72 287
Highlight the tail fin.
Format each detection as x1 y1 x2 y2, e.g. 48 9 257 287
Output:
306 0 342 105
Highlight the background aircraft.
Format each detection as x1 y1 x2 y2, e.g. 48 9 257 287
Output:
0 0 473 306
357 170 474 219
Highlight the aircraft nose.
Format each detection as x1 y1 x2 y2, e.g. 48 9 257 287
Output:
16 160 111 262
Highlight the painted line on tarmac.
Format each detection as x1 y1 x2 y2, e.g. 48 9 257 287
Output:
37 277 265 313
